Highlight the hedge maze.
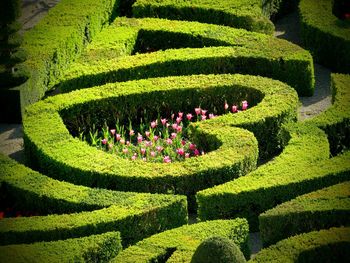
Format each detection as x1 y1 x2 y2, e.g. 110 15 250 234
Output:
0 0 349 261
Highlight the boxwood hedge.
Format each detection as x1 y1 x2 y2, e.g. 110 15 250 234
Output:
299 0 350 73
131 0 275 34
111 219 250 262
197 123 350 231
0 153 187 246
59 17 314 96
0 231 122 263
249 227 350 262
23 74 300 209
307 73 350 155
259 181 350 247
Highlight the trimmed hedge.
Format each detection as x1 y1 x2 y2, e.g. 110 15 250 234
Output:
299 0 350 73
249 227 350 262
307 73 350 155
23 74 300 207
59 17 314 96
111 219 250 262
0 231 122 263
132 0 275 34
0 153 187 246
197 123 350 231
0 0 119 122
259 181 350 247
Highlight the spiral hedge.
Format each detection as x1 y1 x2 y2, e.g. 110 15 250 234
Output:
1 0 350 261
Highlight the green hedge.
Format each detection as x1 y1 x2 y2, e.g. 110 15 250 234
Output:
259 181 350 247
307 74 350 155
299 0 350 73
249 227 350 262
59 17 314 96
111 219 250 262
0 154 187 246
197 123 350 231
0 0 119 122
0 231 122 263
23 74 299 208
132 0 274 34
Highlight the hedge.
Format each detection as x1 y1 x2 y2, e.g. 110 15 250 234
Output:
307 73 350 155
23 74 300 208
131 0 275 34
249 227 350 262
0 231 122 263
0 153 187 246
261 0 300 19
299 0 350 73
59 17 314 97
197 123 350 231
0 0 119 122
259 181 350 247
111 219 250 262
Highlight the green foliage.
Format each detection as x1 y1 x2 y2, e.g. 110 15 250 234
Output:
191 236 247 263
249 227 350 262
0 154 187 246
261 0 299 19
307 74 350 155
132 0 274 34
60 17 314 97
259 181 350 247
299 0 350 73
0 231 122 263
111 219 250 262
197 123 350 231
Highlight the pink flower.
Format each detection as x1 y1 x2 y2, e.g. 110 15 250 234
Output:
171 113 175 120
150 151 156 157
146 141 152 147
201 109 207 115
201 115 207 121
172 123 178 130
181 140 186 146
166 138 173 145
177 148 185 155
186 113 193 121
194 149 200 156
224 102 229 110
189 143 196 150
131 155 137 161
176 126 182 133
232 105 238 113
153 135 159 141
116 134 121 141
110 129 116 135
129 130 135 136
242 100 248 110
126 140 130 146
145 131 150 137
137 135 143 143
195 107 201 115
176 117 182 124
108 143 113 149
102 138 107 145
185 153 190 158
163 156 171 163
122 148 128 154
178 112 183 118
140 148 146 155
142 157 147 162
156 146 163 152
120 139 125 145
209 113 215 119
171 133 177 139
161 118 167 125
151 120 157 128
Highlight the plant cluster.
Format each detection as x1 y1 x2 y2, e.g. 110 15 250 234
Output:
84 101 248 163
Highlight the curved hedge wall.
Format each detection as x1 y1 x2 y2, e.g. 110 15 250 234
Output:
131 0 275 34
250 227 350 262
0 154 187 246
111 219 250 262
196 123 350 230
299 0 350 73
259 181 350 247
0 231 122 263
59 17 314 96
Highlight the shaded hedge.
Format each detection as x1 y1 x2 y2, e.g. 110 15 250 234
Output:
111 219 250 262
259 181 350 247
0 231 122 263
249 227 350 262
59 17 314 96
0 154 187 246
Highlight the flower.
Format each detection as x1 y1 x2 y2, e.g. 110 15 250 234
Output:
140 148 146 155
153 135 159 141
171 133 177 139
142 157 147 161
131 155 137 160
178 112 183 118
146 141 152 147
108 143 113 149
185 153 190 158
151 120 157 128
172 123 178 130
137 134 143 143
194 149 200 156
129 130 135 136
195 107 201 115
145 131 150 137
126 140 130 146
122 148 128 154
110 129 116 135
156 146 163 152
232 105 238 113
181 140 186 146
150 151 156 157
176 148 185 155
209 113 215 119
161 118 167 125
242 100 248 110
163 156 171 163
224 102 229 110
176 117 182 124
120 139 125 145
102 138 107 145
201 109 207 115
166 138 173 145
116 134 121 141
176 126 182 133
201 115 207 121
189 143 196 150
186 113 193 120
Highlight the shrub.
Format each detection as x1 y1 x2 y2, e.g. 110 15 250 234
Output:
191 236 247 263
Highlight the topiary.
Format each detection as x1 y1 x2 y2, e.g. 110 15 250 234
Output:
191 236 247 263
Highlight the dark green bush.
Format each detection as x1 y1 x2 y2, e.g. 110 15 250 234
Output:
191 236 247 263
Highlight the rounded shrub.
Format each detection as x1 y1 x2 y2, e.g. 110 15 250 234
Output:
191 236 246 263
